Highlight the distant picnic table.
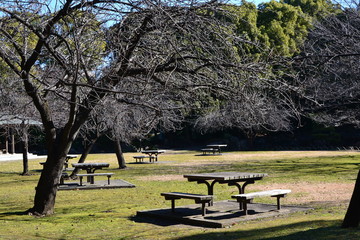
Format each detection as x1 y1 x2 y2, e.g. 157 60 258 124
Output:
141 149 166 162
40 155 77 170
206 144 227 154
72 162 111 184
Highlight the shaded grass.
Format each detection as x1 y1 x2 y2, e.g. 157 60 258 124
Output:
0 150 359 239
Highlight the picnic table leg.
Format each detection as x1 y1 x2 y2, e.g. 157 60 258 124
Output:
171 199 175 212
227 182 243 194
227 182 244 209
201 202 206 216
79 176 83 186
277 196 281 210
228 180 254 210
241 179 255 193
193 180 217 206
86 168 96 183
243 200 248 215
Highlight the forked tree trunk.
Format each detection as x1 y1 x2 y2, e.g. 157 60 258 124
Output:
114 138 126 169
342 169 360 228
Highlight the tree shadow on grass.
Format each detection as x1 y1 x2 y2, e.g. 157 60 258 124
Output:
0 210 29 218
175 220 360 240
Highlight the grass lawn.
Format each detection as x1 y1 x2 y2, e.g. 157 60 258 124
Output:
0 150 360 239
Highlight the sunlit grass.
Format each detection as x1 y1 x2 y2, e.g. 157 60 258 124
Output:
0 150 359 239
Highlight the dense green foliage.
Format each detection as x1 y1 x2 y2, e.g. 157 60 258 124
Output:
222 0 337 57
283 0 339 17
258 0 311 56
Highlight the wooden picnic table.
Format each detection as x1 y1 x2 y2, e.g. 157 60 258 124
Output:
141 150 166 162
40 155 77 170
72 162 110 183
206 144 227 154
183 171 267 205
72 162 110 173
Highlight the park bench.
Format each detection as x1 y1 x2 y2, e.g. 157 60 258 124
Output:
161 192 213 216
232 189 291 215
76 173 114 185
201 148 217 155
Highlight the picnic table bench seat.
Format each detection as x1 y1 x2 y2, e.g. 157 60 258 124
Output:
76 173 114 185
232 189 291 215
161 192 213 216
201 148 217 155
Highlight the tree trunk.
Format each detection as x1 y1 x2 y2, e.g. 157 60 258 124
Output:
28 130 75 216
28 153 67 216
114 138 126 169
21 138 29 176
21 126 29 176
342 169 360 228
70 138 98 178
246 132 255 151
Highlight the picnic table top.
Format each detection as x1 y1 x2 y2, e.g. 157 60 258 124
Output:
72 163 109 168
183 172 268 181
206 144 227 148
141 150 166 154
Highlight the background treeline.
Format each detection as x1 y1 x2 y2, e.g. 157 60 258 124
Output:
8 0 358 154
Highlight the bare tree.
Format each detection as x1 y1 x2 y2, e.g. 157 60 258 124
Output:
0 77 42 175
194 61 298 148
72 94 176 173
295 3 360 227
0 0 286 216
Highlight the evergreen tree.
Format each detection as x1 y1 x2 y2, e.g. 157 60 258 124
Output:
257 0 311 56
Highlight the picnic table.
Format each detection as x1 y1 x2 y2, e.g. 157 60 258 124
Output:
72 162 110 183
141 149 166 162
64 155 77 170
183 171 267 205
206 144 227 154
40 155 77 170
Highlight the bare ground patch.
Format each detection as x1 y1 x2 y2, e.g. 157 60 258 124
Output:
260 182 354 205
136 174 185 181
